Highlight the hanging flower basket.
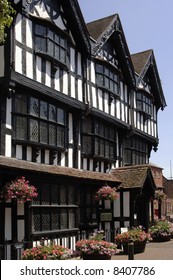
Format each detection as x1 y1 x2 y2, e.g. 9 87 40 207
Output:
95 185 119 201
0 176 38 203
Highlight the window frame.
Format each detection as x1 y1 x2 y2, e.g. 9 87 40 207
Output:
96 63 119 96
124 137 148 166
34 20 68 68
31 183 78 233
81 117 117 160
136 91 152 116
13 94 67 151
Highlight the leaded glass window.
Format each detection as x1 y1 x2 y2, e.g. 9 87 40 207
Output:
30 97 39 117
96 63 119 95
124 137 147 165
30 119 38 142
31 184 77 232
82 117 116 160
15 117 27 140
13 94 66 149
35 23 67 65
136 92 151 115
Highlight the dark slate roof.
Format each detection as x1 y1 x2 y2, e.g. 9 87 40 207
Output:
131 50 152 75
111 164 155 189
86 14 116 40
0 156 120 184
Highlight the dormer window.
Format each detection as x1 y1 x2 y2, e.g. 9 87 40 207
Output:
35 23 67 65
136 92 151 116
96 64 119 95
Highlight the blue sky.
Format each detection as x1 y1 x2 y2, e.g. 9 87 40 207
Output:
78 0 173 178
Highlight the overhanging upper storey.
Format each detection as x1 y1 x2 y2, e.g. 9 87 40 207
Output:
86 14 136 87
131 50 166 111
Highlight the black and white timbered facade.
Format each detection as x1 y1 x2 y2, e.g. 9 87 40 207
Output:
0 0 166 259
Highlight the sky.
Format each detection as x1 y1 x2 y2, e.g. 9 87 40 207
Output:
78 0 173 179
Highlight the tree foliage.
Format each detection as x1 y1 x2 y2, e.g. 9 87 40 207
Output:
0 0 15 43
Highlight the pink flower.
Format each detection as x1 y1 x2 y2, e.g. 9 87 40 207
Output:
95 185 119 201
0 177 38 203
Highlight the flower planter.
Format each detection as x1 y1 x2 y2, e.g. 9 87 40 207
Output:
122 242 146 254
152 234 171 242
83 254 111 260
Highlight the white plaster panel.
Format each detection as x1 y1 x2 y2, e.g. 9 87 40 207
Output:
137 112 140 129
26 18 33 48
77 52 82 76
123 191 130 217
101 161 104 173
121 103 125 121
110 98 115 116
15 14 22 43
45 61 51 87
17 203 24 215
116 99 120 119
54 68 60 91
6 97 12 129
83 158 87 170
90 61 96 83
68 148 73 168
15 46 22 74
36 56 42 83
70 48 75 72
63 71 68 95
92 86 97 108
69 113 73 144
18 220 25 242
16 145 22 159
27 146 32 161
89 159 93 171
113 196 120 217
98 89 103 111
45 150 50 164
78 149 81 169
61 152 65 167
5 208 11 240
5 135 11 157
104 92 109 113
71 75 76 98
26 52 33 79
77 79 83 102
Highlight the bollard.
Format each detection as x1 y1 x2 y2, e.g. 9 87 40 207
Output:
128 238 134 260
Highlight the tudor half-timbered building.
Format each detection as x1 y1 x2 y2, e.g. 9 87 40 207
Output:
0 0 166 259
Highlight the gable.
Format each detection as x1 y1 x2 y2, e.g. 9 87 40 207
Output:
131 50 166 110
87 14 135 87
15 0 90 54
111 164 156 193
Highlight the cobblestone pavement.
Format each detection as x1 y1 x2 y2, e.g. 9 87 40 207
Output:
111 239 173 260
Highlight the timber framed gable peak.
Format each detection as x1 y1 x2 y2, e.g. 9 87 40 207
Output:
14 0 91 54
131 50 166 110
87 14 136 87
